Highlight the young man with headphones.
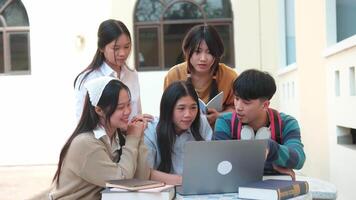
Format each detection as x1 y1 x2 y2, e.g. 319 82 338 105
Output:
214 69 305 178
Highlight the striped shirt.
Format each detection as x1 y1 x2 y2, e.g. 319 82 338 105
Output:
214 112 305 170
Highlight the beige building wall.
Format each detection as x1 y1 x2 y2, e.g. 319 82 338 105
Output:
233 0 261 71
233 0 281 108
325 35 356 200
294 0 330 179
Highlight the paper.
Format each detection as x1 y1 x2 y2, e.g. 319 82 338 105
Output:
105 179 165 191
198 91 224 114
110 184 175 193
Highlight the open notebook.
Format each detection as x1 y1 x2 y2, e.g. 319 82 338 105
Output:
198 91 224 114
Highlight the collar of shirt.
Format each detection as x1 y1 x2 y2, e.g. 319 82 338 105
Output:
100 62 117 77
175 128 192 139
93 125 121 151
101 62 128 79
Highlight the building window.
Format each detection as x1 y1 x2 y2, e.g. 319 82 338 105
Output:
134 0 234 71
284 0 296 65
0 0 30 75
336 0 356 42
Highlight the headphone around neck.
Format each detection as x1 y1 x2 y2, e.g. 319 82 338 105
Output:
240 125 271 140
231 108 283 143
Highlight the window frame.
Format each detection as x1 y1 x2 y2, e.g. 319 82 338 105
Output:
0 0 30 75
284 0 296 66
134 0 234 71
323 0 356 57
135 25 162 71
277 0 296 72
335 0 356 42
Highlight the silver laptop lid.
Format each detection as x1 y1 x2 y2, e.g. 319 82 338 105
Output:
178 140 267 195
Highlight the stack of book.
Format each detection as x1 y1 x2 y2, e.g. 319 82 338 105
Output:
102 179 175 200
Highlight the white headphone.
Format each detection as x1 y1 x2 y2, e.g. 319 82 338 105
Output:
240 125 271 140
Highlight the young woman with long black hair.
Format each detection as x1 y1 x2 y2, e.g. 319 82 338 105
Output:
144 81 212 185
74 19 149 121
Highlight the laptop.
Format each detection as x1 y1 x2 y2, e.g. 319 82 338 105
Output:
177 140 267 195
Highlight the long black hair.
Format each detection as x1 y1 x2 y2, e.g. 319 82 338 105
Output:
182 24 224 101
156 81 204 173
74 19 132 89
53 80 130 186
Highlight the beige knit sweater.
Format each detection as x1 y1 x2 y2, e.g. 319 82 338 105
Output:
29 131 150 200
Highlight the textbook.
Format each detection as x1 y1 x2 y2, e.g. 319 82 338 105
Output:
198 91 224 114
101 184 175 200
238 179 309 200
105 178 165 191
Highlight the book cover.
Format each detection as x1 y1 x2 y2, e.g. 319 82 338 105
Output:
101 185 175 200
105 178 165 191
198 91 224 114
238 179 309 200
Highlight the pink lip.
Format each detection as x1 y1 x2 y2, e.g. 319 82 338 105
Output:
116 58 126 62
181 120 193 125
197 64 207 68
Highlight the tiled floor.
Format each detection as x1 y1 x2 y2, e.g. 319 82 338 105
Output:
0 165 56 200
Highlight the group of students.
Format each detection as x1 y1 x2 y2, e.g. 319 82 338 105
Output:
33 19 305 200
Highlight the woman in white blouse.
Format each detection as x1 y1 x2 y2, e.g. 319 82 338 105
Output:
74 19 142 121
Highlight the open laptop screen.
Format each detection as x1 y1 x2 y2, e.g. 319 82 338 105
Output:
178 140 267 195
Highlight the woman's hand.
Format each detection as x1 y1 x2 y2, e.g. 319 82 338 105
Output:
126 120 146 138
141 113 154 122
150 169 183 185
206 108 219 126
130 114 153 129
174 175 183 186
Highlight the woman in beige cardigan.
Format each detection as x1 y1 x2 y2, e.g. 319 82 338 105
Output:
33 77 150 200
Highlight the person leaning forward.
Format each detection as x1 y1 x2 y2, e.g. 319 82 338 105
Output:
214 69 306 180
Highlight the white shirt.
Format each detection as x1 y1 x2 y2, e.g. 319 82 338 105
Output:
93 126 120 151
74 62 142 120
144 115 212 175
